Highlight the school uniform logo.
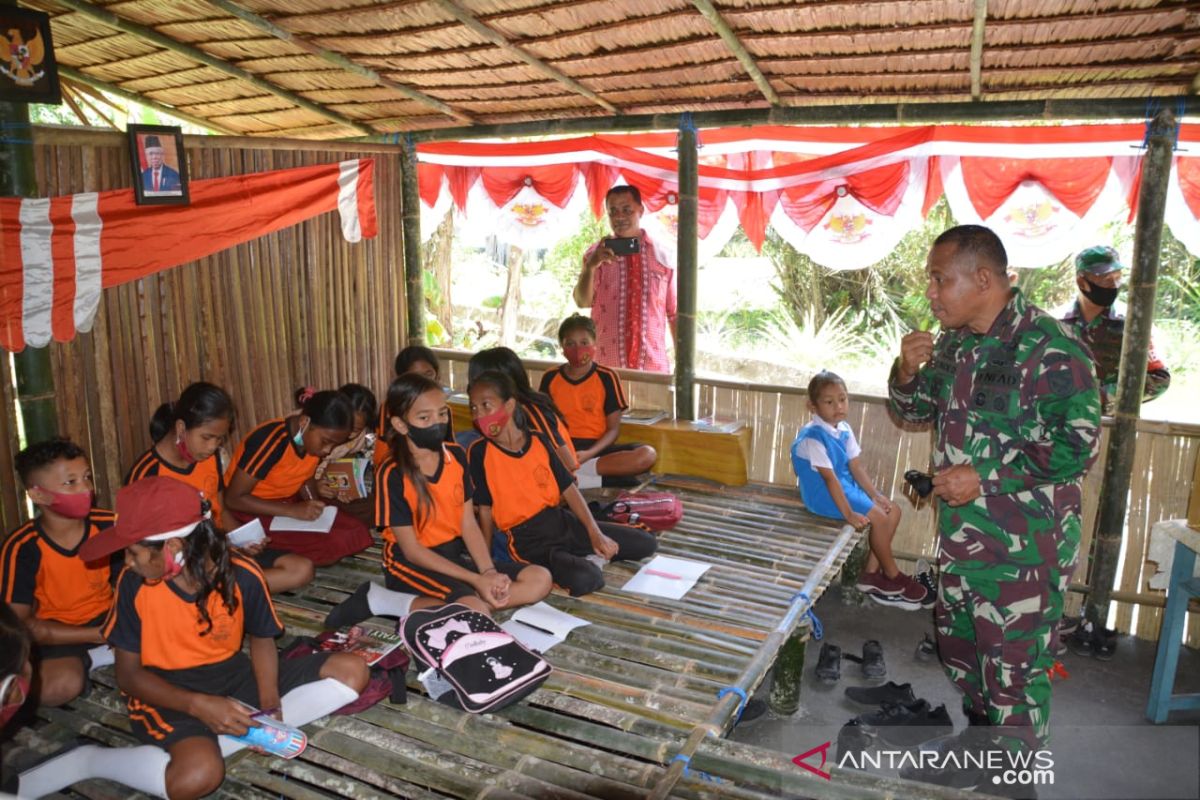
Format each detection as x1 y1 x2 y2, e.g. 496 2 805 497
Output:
533 465 552 490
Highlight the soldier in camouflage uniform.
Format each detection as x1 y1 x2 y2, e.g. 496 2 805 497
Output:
888 225 1101 756
1061 245 1170 414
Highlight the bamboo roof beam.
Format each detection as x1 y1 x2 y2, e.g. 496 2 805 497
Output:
59 66 239 135
59 83 91 127
690 0 780 106
429 0 619 115
970 0 988 100
47 0 375 136
64 80 122 130
201 0 475 125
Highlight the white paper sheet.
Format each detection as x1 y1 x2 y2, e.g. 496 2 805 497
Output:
620 555 711 600
269 505 337 533
228 518 267 547
501 602 590 653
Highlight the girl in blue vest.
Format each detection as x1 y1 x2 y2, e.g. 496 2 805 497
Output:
791 371 926 609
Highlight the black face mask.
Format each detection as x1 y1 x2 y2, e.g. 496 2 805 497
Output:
406 422 448 451
1080 278 1119 308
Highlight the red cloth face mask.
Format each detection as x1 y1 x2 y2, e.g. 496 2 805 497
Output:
176 435 197 464
474 407 511 439
563 344 595 368
38 489 93 519
0 674 30 728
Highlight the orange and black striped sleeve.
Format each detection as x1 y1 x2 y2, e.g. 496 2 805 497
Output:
0 522 40 607
103 566 143 652
375 457 414 529
235 421 291 481
537 367 559 397
595 366 629 415
231 555 283 637
124 449 160 485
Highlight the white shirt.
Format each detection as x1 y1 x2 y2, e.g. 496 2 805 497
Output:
795 417 860 471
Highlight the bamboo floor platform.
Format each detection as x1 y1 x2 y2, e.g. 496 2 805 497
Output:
2 479 979 800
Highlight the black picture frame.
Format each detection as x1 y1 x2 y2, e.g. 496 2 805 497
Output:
128 124 190 206
0 7 61 105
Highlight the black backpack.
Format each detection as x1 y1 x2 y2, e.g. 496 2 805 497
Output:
401 603 551 714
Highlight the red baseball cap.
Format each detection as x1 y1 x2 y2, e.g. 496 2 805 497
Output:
79 477 205 562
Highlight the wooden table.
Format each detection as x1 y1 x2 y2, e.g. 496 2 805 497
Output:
1146 518 1200 723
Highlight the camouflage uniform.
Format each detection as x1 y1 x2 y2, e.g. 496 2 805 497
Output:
1061 300 1170 413
888 289 1101 748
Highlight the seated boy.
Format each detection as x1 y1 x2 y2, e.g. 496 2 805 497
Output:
539 314 656 488
1 439 118 706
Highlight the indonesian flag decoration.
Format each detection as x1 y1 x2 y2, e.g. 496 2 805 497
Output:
940 155 1137 268
0 158 376 352
463 171 588 251
1165 155 1200 257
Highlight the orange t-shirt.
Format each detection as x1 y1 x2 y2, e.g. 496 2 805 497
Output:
523 400 577 466
468 432 573 531
226 418 318 501
375 444 470 549
1 509 117 625
126 446 225 522
102 554 282 671
539 363 627 441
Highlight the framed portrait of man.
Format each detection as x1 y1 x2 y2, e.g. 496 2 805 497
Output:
128 124 189 206
0 7 61 105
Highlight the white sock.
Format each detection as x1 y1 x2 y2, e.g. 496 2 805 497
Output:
218 677 359 758
87 645 115 671
19 744 169 798
576 458 602 489
367 581 416 618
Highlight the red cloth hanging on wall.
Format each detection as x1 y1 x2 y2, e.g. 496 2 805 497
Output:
778 161 911 233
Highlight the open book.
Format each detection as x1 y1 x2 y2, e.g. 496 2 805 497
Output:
316 625 406 667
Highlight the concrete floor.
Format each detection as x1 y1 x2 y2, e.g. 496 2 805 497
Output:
731 585 1200 800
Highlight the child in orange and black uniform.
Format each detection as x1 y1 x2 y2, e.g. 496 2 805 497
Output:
539 314 656 489
16 477 368 800
1 439 117 708
469 346 578 471
325 375 551 628
126 382 314 594
313 383 378 504
224 390 373 567
376 346 444 472
468 370 657 597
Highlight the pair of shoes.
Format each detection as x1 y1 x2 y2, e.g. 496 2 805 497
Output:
817 640 887 682
914 558 937 608
856 571 927 610
914 633 937 662
1066 620 1118 659
844 680 915 706
856 699 954 747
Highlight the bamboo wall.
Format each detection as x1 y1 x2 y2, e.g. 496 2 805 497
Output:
7 128 406 513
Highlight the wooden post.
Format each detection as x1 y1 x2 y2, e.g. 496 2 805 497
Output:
768 632 805 715
1085 108 1176 627
675 116 698 421
400 136 425 346
0 11 59 445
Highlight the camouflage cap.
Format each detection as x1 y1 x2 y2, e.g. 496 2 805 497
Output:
1075 245 1124 276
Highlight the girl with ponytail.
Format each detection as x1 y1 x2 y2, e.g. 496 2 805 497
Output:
126 382 314 594
16 477 368 800
325 374 550 629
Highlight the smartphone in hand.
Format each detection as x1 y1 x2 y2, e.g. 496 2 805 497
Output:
604 236 640 256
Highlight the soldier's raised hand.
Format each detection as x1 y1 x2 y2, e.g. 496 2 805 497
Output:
931 464 981 506
897 331 935 384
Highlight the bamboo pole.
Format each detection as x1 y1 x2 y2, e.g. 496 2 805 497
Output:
400 135 424 345
396 95 1199 143
690 0 780 106
969 0 988 100
203 0 474 124
59 68 238 135
675 115 698 420
430 0 619 114
648 523 858 799
767 632 805 714
1086 108 1176 627
51 0 375 136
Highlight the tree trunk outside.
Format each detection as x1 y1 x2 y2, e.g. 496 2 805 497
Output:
499 245 524 348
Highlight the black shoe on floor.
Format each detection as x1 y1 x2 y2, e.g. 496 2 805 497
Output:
1065 621 1095 657
915 633 937 662
877 703 953 747
844 681 915 707
815 643 841 683
837 718 874 760
899 728 990 788
915 558 937 608
860 639 886 679
1092 625 1117 660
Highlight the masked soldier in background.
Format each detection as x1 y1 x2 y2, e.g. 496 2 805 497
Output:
888 225 1101 797
1061 245 1171 414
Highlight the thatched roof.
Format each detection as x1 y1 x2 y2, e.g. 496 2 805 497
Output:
26 0 1200 140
